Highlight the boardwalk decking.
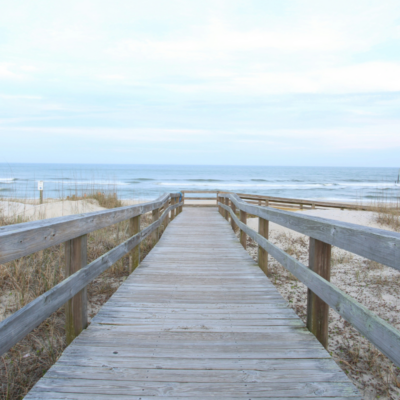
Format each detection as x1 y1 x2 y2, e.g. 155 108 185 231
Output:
25 208 360 399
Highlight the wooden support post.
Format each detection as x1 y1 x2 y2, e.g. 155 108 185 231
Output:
152 208 160 246
182 193 185 208
312 203 316 210
65 235 87 345
258 217 269 276
240 210 247 249
224 198 230 221
129 215 140 273
307 238 331 349
171 197 176 220
231 202 237 231
218 196 221 214
265 200 269 206
164 205 169 228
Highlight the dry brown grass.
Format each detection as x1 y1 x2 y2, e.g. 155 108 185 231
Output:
0 195 159 400
69 191 123 209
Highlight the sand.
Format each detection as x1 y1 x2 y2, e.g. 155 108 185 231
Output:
0 199 107 221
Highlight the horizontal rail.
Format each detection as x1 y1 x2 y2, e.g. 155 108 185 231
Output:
220 201 400 368
181 190 218 194
0 201 181 356
0 193 181 264
236 193 374 211
221 194 400 271
182 197 216 200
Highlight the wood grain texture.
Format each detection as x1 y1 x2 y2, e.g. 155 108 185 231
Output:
307 238 331 349
64 235 88 345
25 207 359 399
0 193 179 264
221 193 400 271
258 217 269 276
220 201 400 368
128 215 140 274
240 209 247 249
0 202 181 357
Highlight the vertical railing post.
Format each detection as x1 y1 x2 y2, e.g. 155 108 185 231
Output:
65 235 88 345
231 201 237 231
182 192 185 209
164 203 169 228
152 207 160 246
218 195 221 215
224 198 229 221
307 238 331 349
240 210 247 249
171 197 176 220
129 214 141 273
258 217 269 276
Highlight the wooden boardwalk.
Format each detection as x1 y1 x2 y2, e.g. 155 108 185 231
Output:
26 208 360 399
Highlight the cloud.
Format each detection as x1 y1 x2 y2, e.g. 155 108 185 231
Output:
0 63 22 79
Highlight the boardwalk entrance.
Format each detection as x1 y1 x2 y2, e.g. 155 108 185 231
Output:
26 208 360 399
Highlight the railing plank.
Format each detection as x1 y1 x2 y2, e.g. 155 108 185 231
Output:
0 193 177 264
220 201 400 368
0 201 181 357
221 194 400 271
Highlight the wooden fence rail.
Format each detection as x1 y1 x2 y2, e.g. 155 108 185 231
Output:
0 193 182 356
218 193 400 368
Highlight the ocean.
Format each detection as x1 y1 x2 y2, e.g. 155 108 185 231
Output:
0 164 399 203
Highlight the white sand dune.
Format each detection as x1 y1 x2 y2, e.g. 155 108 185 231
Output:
0 200 107 221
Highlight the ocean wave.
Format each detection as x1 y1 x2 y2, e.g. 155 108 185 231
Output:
157 182 340 188
135 178 155 181
40 180 130 186
0 178 16 183
187 179 223 182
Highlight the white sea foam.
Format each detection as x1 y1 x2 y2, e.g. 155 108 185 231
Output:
40 180 129 186
0 178 16 183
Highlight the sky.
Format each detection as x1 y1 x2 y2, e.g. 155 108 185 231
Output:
0 0 400 166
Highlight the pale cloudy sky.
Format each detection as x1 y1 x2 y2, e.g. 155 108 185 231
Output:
1 0 399 166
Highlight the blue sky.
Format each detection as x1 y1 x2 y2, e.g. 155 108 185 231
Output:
1 0 400 166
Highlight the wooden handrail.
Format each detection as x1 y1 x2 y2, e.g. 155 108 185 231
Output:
220 193 400 271
236 192 377 211
0 193 181 264
218 194 400 368
0 194 182 356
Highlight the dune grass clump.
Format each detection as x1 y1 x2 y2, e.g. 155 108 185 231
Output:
67 191 123 209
